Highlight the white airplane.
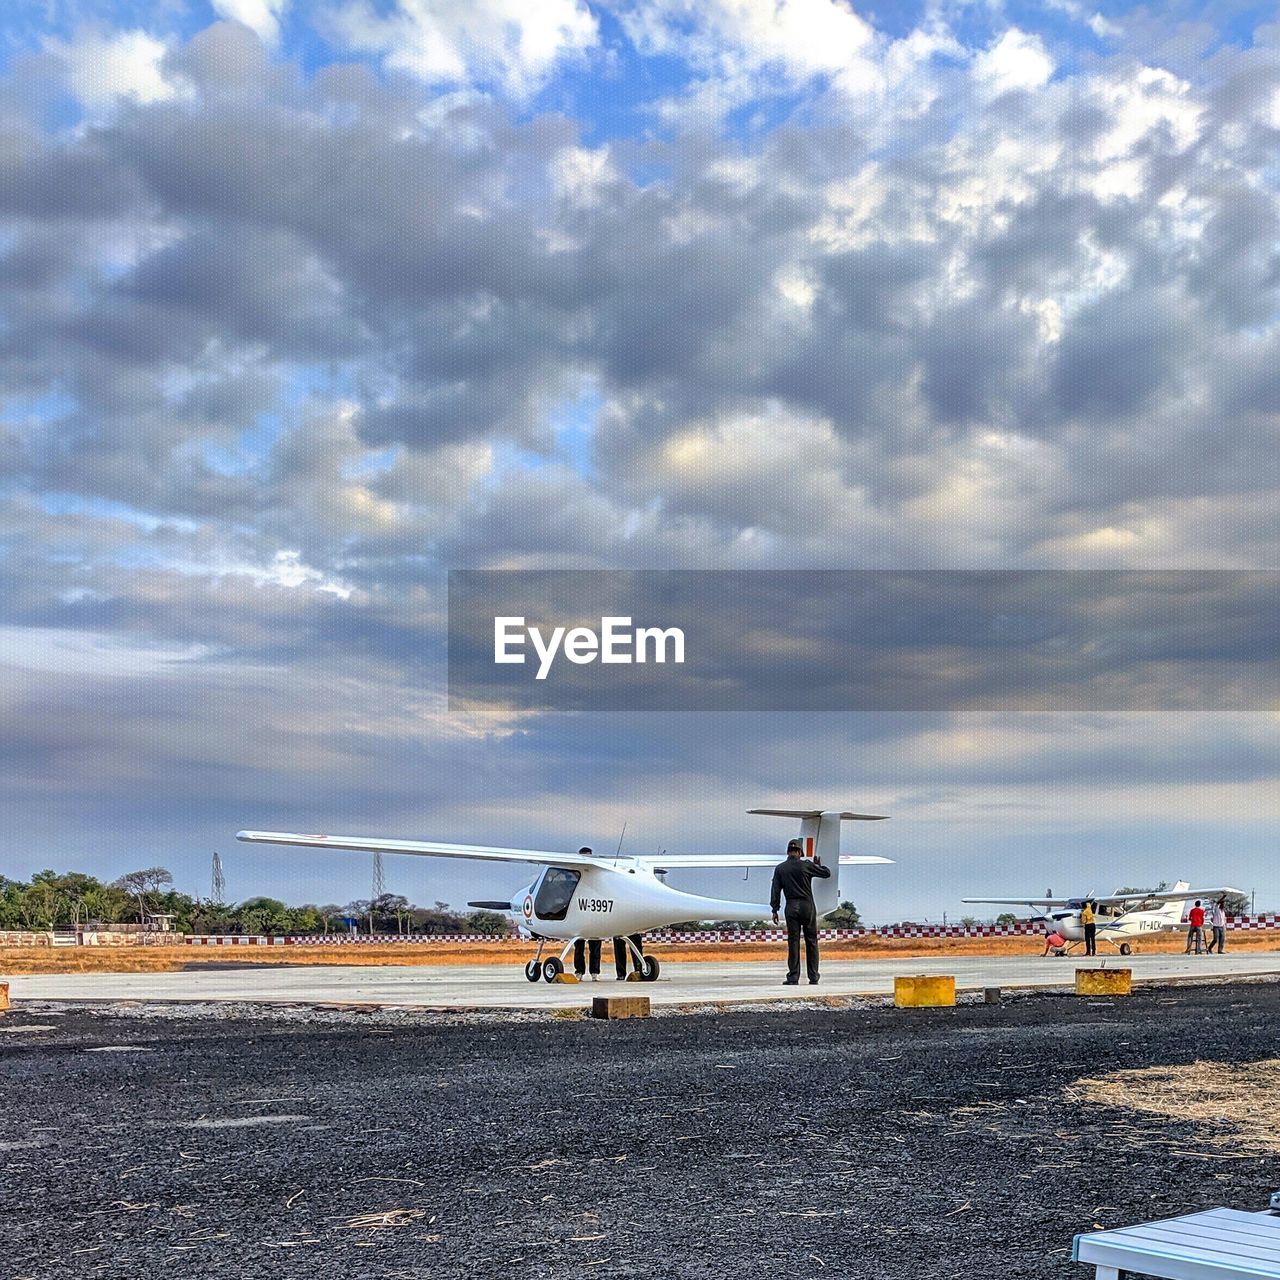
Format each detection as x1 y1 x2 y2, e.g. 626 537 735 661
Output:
961 880 1241 955
238 807 891 981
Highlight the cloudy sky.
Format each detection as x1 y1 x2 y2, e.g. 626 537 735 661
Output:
1 0 1278 922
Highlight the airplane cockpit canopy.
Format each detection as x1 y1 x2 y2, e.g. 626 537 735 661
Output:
533 867 580 921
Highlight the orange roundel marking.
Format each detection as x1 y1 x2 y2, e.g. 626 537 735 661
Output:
523 895 534 919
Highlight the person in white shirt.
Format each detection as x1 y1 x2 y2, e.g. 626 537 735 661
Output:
1205 897 1228 954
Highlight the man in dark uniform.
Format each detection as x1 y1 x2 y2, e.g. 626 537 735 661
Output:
771 838 831 985
614 933 644 979
573 938 602 980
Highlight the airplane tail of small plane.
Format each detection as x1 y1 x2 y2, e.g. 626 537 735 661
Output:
1155 879 1193 924
748 808 889 917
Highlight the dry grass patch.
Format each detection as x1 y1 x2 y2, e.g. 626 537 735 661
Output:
1067 1059 1280 1155
3 930 1278 975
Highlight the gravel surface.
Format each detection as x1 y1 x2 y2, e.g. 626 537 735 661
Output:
3 982 1279 1279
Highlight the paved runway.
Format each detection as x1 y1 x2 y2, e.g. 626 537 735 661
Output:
10 950 1280 1008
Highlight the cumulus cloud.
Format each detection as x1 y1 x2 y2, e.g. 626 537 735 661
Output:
43 27 180 109
973 28 1055 95
211 0 290 44
321 0 598 96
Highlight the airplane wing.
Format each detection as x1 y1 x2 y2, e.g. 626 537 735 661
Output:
748 809 889 821
642 854 894 868
1100 886 1243 905
236 831 603 868
960 896 1078 908
963 886 1243 908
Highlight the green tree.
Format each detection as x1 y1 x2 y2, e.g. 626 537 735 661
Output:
113 867 175 922
237 896 289 935
189 899 234 935
411 901 468 934
822 900 863 928
995 912 1018 926
82 884 130 925
371 893 412 934
465 910 511 937
20 881 63 928
0 877 25 928
288 904 324 934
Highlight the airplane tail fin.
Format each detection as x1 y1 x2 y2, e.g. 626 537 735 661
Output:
748 808 889 917
1156 879 1192 923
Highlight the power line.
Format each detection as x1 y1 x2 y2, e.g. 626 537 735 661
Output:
211 850 226 902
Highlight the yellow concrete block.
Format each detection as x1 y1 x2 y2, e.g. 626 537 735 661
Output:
1075 967 1132 996
551 972 580 984
894 975 955 1007
591 995 651 1020
0 982 8 1012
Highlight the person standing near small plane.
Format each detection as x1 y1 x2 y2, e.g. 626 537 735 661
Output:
614 934 644 980
571 847 603 980
1081 899 1097 956
771 837 831 985
1185 900 1206 954
573 938 602 980
1206 897 1228 954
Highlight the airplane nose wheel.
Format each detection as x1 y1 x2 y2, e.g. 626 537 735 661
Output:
524 958 542 982
542 957 564 983
640 955 660 982
1119 943 1132 956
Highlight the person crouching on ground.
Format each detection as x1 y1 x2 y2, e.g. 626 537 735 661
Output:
770 838 830 986
1185 900 1206 954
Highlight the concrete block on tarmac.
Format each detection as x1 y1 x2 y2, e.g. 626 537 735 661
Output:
1075 967 1132 996
984 986 1002 1004
591 995 651 1020
894 975 955 1008
0 982 8 1012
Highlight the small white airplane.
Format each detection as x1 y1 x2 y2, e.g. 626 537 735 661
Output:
961 880 1241 955
238 807 891 981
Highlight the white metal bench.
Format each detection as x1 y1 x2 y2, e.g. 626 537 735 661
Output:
1073 1208 1280 1279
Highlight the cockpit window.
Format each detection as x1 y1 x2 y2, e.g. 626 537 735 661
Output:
533 867 580 921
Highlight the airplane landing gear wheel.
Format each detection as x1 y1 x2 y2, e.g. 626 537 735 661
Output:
542 957 564 983
1119 943 1132 956
524 958 541 982
640 955 660 982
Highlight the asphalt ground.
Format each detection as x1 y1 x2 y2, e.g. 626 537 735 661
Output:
11 949 1280 1007
2 981 1278 1280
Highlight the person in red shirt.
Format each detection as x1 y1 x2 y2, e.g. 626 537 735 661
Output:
1185 900 1206 954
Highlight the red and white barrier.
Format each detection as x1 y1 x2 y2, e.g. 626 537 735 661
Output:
181 913 1280 947
185 933 506 945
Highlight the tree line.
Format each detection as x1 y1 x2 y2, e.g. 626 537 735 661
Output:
672 901 865 930
0 868 511 937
